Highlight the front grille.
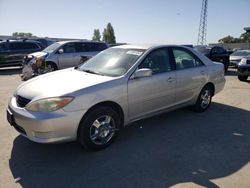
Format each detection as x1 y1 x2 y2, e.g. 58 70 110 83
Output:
16 95 31 107
247 60 250 64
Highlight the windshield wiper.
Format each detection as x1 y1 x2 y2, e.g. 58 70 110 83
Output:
82 69 105 76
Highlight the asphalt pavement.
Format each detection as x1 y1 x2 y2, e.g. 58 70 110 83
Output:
0 67 250 188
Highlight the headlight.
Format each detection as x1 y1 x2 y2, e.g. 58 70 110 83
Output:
25 97 74 112
239 58 247 65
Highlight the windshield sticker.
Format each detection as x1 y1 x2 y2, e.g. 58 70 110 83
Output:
126 51 143 56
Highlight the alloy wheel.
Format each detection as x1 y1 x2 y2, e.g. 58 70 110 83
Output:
89 115 117 145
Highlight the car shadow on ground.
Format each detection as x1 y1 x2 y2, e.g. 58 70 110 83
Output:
9 102 250 188
0 67 22 75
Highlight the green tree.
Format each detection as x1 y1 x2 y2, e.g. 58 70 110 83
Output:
12 32 34 37
240 32 250 43
102 23 116 44
218 35 235 43
102 28 108 42
92 29 101 41
218 30 250 44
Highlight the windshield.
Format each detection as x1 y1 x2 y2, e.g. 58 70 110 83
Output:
43 42 62 53
231 50 250 57
79 48 145 77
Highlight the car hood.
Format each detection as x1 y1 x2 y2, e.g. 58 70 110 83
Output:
28 51 48 58
230 55 244 61
16 68 116 101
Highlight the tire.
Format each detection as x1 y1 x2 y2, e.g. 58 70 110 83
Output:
194 85 213 112
238 75 248 81
78 106 121 150
45 62 58 72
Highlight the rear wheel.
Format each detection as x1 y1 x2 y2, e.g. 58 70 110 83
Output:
78 106 121 150
238 75 248 81
194 86 213 112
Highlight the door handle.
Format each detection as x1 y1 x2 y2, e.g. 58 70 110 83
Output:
200 71 205 75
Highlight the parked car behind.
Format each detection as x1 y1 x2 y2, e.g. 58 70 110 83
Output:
0 40 43 67
32 38 55 49
7 44 225 150
23 40 109 72
195 45 230 71
237 55 250 81
230 50 250 67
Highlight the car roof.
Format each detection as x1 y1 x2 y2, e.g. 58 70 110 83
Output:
0 40 40 44
56 40 107 45
112 44 189 50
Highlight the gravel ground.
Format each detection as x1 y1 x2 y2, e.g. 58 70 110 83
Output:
0 67 249 188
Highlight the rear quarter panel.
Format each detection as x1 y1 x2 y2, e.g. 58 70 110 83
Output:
207 62 225 95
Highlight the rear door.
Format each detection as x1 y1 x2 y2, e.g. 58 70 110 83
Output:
128 48 176 120
171 47 207 105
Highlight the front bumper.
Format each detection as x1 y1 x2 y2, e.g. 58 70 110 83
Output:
7 96 86 143
238 65 250 76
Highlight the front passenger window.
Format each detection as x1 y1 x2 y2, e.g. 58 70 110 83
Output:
139 49 172 74
63 43 76 53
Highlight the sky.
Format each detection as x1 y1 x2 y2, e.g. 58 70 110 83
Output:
0 0 249 44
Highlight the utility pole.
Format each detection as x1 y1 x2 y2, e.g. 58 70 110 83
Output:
197 0 208 45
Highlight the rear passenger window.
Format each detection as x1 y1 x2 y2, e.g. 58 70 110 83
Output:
94 43 107 51
23 42 39 49
9 42 23 50
76 42 108 52
172 48 203 70
85 43 95 52
76 43 86 52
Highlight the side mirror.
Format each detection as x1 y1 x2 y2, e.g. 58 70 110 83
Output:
58 49 64 54
132 68 152 79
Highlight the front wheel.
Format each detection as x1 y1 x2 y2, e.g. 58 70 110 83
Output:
45 62 58 72
238 75 248 81
194 86 212 112
78 106 121 150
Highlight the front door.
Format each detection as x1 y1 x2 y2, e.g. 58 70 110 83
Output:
58 42 79 69
128 48 176 121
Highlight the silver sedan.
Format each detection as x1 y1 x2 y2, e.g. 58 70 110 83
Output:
7 44 225 150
